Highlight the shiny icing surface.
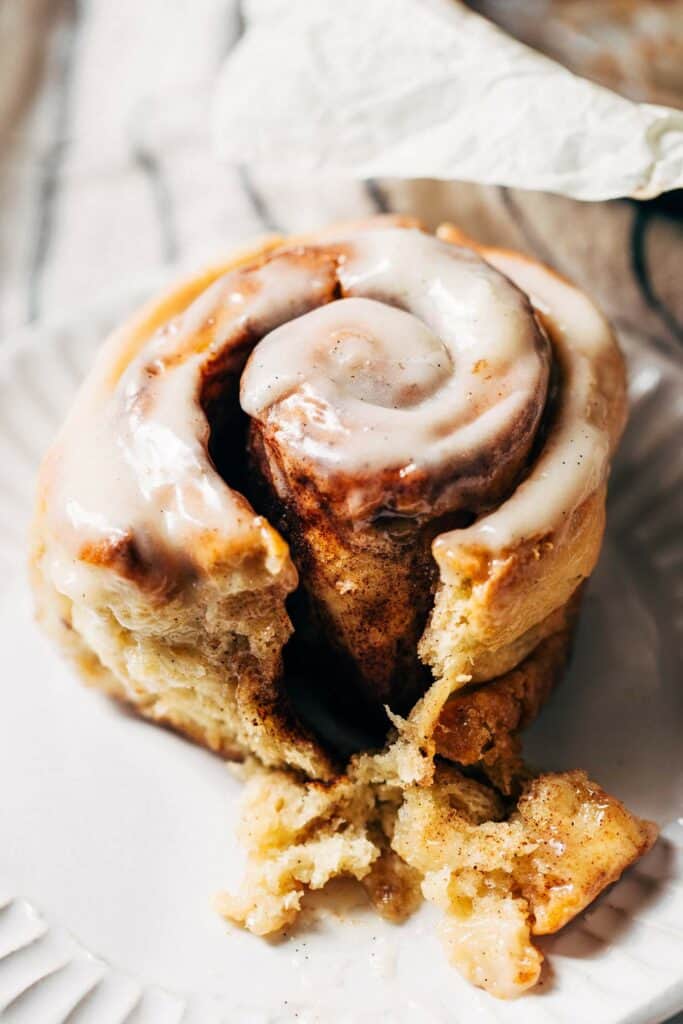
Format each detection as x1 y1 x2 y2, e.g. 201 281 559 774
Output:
433 246 625 573
242 229 550 519
38 225 622 597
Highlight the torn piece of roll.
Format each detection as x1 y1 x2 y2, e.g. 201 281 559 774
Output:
31 216 625 779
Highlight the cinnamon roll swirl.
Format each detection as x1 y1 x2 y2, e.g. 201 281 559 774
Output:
241 227 551 719
31 217 625 779
32 217 657 998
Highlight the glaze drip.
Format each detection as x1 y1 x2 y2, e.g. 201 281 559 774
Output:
242 230 551 522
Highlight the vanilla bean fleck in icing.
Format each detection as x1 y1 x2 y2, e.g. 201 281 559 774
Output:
241 229 550 519
39 225 622 600
432 248 625 576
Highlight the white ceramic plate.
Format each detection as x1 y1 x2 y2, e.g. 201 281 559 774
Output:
0 296 681 1024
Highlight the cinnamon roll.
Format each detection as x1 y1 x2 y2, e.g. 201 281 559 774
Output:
218 760 655 998
32 218 655 996
241 225 552 725
31 217 624 778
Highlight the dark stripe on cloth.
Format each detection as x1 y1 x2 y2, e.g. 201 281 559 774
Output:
132 144 179 264
498 186 557 269
365 178 391 213
630 201 683 349
237 164 281 233
27 0 81 322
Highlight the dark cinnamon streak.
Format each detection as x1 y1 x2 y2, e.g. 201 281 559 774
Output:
93 235 560 759
79 534 198 601
204 240 557 745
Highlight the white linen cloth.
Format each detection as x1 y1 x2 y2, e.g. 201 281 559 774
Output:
214 0 683 200
0 0 680 358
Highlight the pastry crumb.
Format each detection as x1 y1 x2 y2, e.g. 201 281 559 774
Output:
217 760 656 997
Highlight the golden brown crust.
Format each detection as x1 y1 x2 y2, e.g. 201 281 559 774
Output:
78 534 199 601
360 846 424 922
31 216 625 782
31 217 655 999
517 771 658 933
414 222 625 727
433 590 579 772
393 767 656 996
220 760 657 998
248 417 439 712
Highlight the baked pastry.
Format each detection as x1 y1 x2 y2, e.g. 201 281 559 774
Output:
31 216 622 775
31 217 655 996
218 760 655 998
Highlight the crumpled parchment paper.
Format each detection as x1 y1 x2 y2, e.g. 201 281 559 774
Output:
212 0 683 200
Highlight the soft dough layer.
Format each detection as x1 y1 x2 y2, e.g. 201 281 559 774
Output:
217 760 656 999
31 217 625 778
31 218 657 997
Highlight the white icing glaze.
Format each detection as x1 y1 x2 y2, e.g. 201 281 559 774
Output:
432 249 624 572
41 253 338 599
242 229 549 518
39 226 621 600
